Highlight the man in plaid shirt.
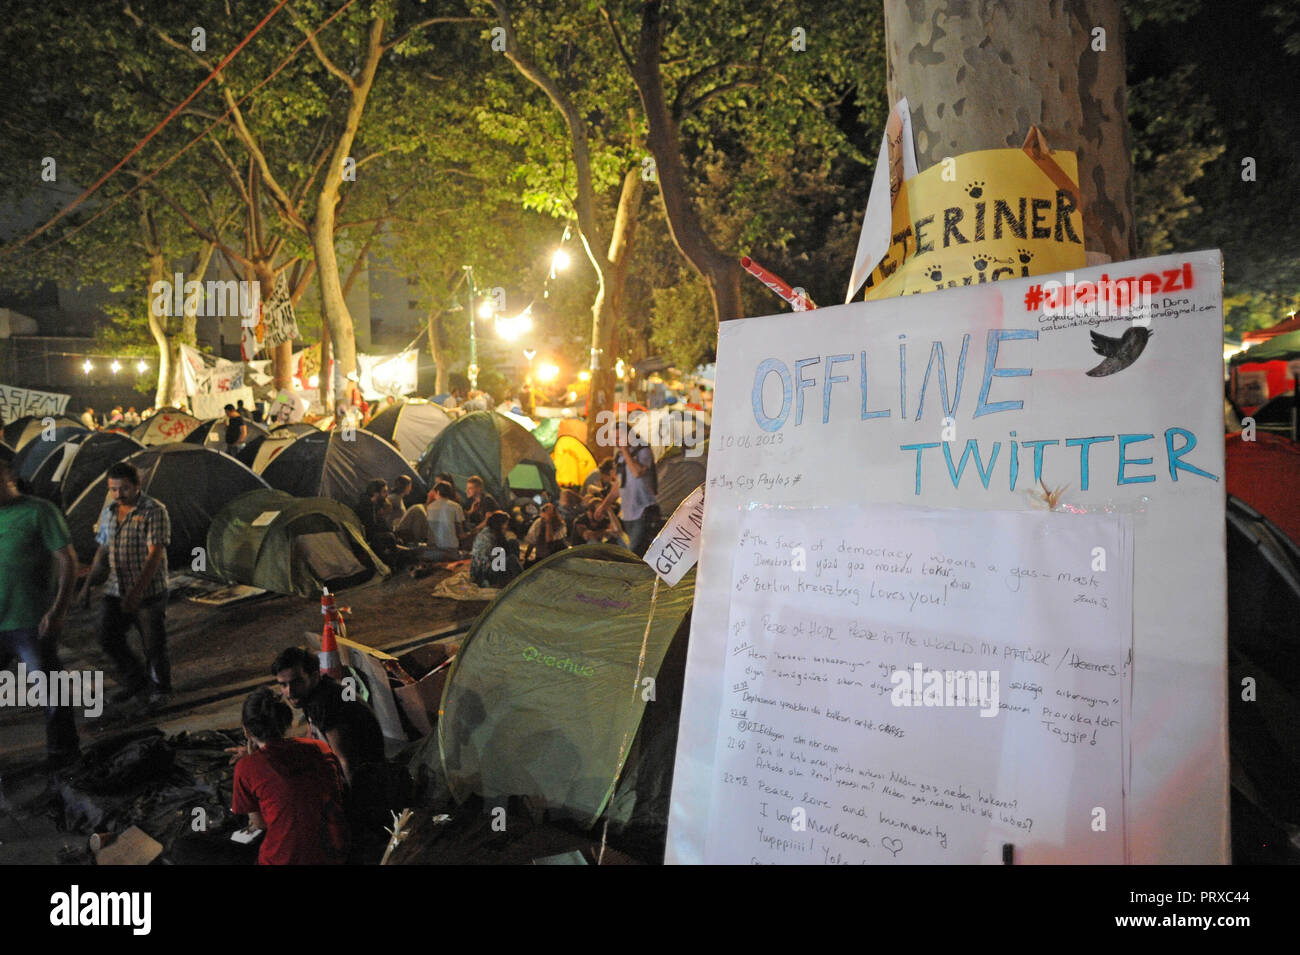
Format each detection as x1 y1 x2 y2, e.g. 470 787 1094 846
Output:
78 462 172 705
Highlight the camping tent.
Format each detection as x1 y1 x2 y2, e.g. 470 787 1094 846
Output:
11 426 89 482
438 545 695 840
260 429 425 506
207 488 389 596
36 431 145 509
3 414 83 450
185 416 269 448
1225 496 1300 862
1226 432 1300 546
551 433 598 488
417 410 559 504
236 429 302 473
656 440 709 515
65 444 268 567
132 409 201 446
532 416 588 452
365 399 453 463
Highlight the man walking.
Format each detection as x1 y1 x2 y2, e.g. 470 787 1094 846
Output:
0 457 80 764
79 462 172 705
223 403 247 456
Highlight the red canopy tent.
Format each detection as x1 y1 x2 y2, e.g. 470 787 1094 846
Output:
1232 314 1300 414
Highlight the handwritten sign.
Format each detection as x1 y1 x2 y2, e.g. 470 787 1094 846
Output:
708 504 1131 864
644 484 705 586
0 385 70 424
668 250 1228 865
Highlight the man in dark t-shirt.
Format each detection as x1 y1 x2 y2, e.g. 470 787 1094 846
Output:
271 647 384 785
223 404 247 455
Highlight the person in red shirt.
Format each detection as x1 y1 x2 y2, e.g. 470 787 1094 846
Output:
230 688 349 865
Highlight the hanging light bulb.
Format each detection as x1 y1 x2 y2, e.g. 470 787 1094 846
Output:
551 248 571 272
111 360 122 374
136 360 148 374
82 359 93 374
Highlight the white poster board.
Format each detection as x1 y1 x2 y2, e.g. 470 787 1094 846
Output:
668 250 1228 865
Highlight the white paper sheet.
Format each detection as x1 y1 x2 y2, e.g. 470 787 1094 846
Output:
706 504 1131 864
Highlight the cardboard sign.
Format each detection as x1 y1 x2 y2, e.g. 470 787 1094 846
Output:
862 146 1085 300
643 484 706 586
667 250 1227 865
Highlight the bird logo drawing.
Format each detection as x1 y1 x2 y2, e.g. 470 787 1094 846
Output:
1085 327 1152 377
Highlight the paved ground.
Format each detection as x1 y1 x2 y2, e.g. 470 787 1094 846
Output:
0 568 489 864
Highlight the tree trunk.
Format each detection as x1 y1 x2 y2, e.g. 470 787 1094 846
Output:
308 16 386 402
628 1 746 322
587 167 644 451
140 206 172 410
428 309 450 396
882 0 1136 263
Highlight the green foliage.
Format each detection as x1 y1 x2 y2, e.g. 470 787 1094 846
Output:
1129 66 1224 257
650 274 716 371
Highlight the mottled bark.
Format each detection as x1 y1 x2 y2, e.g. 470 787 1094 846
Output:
588 167 644 452
883 0 1135 262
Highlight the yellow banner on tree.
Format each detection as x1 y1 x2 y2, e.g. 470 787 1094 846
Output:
862 146 1086 300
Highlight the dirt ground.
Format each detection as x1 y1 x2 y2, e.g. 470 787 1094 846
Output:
0 567 490 863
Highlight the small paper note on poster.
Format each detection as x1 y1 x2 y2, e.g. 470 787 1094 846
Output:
705 503 1132 865
643 484 706 586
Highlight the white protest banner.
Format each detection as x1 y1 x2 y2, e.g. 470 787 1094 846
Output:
357 350 418 400
668 250 1227 865
643 484 706 586
192 386 253 420
0 385 70 424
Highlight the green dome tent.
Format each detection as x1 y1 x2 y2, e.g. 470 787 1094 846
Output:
260 428 425 506
207 488 389 596
417 410 559 504
437 545 695 841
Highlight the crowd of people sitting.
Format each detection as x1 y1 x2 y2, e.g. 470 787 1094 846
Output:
348 422 659 591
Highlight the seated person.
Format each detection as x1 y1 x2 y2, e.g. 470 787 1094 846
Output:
523 502 567 566
355 479 415 567
469 511 522 588
425 471 462 507
230 688 349 865
458 474 500 548
569 494 622 546
422 481 465 561
386 474 412 528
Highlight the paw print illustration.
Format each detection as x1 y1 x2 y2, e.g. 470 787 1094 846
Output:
965 180 985 199
972 255 989 272
927 266 943 283
1016 247 1034 265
